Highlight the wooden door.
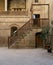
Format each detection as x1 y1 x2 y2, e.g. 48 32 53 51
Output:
35 32 43 48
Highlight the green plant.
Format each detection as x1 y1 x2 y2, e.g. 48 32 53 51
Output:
40 27 50 39
40 27 50 48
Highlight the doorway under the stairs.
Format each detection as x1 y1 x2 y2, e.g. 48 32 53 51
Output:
35 32 43 48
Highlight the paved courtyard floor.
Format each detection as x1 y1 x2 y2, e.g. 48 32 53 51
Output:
0 47 53 65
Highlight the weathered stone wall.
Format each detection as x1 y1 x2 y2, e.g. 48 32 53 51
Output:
0 37 8 47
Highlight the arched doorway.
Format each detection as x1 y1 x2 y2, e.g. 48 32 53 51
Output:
35 32 43 48
11 26 18 36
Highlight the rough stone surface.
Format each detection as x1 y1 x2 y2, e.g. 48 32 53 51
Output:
0 47 53 65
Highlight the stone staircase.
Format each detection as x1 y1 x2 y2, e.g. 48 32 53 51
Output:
10 29 42 49
8 19 49 49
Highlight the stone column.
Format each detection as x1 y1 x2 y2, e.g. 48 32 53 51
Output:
5 0 7 11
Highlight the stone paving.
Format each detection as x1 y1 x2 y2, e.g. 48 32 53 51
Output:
0 47 53 65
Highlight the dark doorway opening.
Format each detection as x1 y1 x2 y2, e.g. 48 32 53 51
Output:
11 26 17 36
33 14 40 26
34 14 40 18
35 32 43 48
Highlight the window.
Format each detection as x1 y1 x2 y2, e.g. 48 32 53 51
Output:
8 0 26 10
35 0 38 3
11 26 17 36
33 14 40 19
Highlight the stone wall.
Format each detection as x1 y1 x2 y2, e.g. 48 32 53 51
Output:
0 37 8 47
